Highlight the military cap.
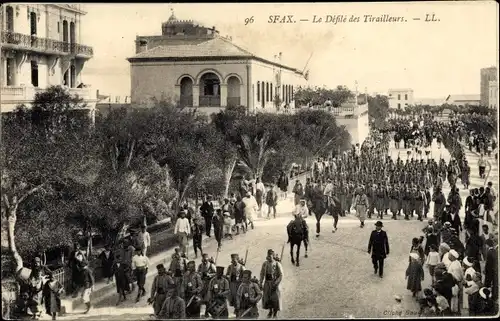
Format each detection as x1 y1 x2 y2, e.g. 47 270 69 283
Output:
216 266 225 274
157 264 165 270
231 253 239 259
242 270 252 277
267 249 274 256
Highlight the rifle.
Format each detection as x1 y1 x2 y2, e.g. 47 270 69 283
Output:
279 243 285 262
243 248 249 266
240 306 254 318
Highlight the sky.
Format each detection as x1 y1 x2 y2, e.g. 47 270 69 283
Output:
79 1 498 99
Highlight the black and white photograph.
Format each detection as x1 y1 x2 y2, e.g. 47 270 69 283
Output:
0 1 498 320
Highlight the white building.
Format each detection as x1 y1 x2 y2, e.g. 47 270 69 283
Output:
387 88 414 109
127 12 307 114
1 4 96 113
489 80 498 109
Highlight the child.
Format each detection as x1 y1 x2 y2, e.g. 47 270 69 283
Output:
425 245 440 285
406 253 425 298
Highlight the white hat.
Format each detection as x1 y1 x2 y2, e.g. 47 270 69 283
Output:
463 256 473 267
449 249 459 259
444 222 451 227
479 287 492 300
409 253 420 261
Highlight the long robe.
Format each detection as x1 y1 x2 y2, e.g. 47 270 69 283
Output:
259 260 282 311
226 263 244 307
406 259 424 293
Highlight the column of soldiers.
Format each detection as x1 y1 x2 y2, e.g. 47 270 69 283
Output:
305 128 469 222
148 249 283 319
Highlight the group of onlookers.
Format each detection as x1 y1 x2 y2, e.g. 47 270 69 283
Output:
405 210 498 316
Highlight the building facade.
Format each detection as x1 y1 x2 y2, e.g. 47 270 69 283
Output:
488 80 498 109
444 94 480 107
387 88 414 109
0 4 96 113
127 12 307 114
480 66 497 107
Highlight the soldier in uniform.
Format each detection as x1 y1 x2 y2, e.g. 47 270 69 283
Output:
389 185 399 220
198 253 216 316
148 264 175 317
169 248 187 295
432 186 446 222
346 183 354 215
367 184 376 219
402 185 412 220
383 184 391 217
375 184 386 219
235 270 263 319
206 266 230 319
260 249 283 318
226 254 245 311
158 285 186 319
414 186 426 222
183 261 203 318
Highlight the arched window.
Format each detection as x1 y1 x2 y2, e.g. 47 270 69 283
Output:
291 85 294 100
31 61 38 87
282 85 285 100
270 84 273 102
257 81 260 102
266 82 269 102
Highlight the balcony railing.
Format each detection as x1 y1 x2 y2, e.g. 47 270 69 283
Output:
179 95 193 107
199 95 221 107
227 97 241 107
1 31 93 57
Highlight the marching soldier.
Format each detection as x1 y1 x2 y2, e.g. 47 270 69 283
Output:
226 254 245 311
260 249 283 318
235 270 263 319
402 185 412 220
432 186 446 222
183 261 203 318
148 264 175 317
389 185 399 220
169 248 187 295
158 285 186 319
414 186 426 222
198 253 216 315
367 184 377 219
206 266 230 318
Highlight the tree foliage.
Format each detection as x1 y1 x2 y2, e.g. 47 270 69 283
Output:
293 85 355 107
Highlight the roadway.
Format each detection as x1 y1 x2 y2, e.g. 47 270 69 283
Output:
55 138 498 320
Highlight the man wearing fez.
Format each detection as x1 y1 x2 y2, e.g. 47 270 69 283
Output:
148 264 175 317
206 266 230 318
259 249 283 318
226 253 245 310
236 270 263 319
183 260 203 318
368 221 390 278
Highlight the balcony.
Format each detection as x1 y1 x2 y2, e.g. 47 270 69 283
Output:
1 86 96 113
1 31 93 58
199 95 221 107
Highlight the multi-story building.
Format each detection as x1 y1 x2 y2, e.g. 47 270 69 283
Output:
0 4 96 114
489 80 498 109
127 11 307 114
387 88 414 109
480 66 497 107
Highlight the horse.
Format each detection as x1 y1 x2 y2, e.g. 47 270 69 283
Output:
308 194 338 237
286 217 309 266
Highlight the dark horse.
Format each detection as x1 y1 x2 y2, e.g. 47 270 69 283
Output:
286 216 309 266
309 194 340 237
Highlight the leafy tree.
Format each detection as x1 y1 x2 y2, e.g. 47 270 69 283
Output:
367 95 390 129
294 85 355 107
1 86 96 274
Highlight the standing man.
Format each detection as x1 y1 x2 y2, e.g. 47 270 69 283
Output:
255 178 266 216
243 192 258 228
206 267 230 319
477 154 491 179
148 264 175 317
200 195 215 237
174 210 191 256
235 270 263 319
183 261 203 318
292 179 304 206
81 263 94 314
191 217 204 259
367 221 390 278
131 249 149 302
259 249 283 318
265 185 279 220
277 170 289 200
158 286 186 319
141 225 151 257
226 254 245 312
